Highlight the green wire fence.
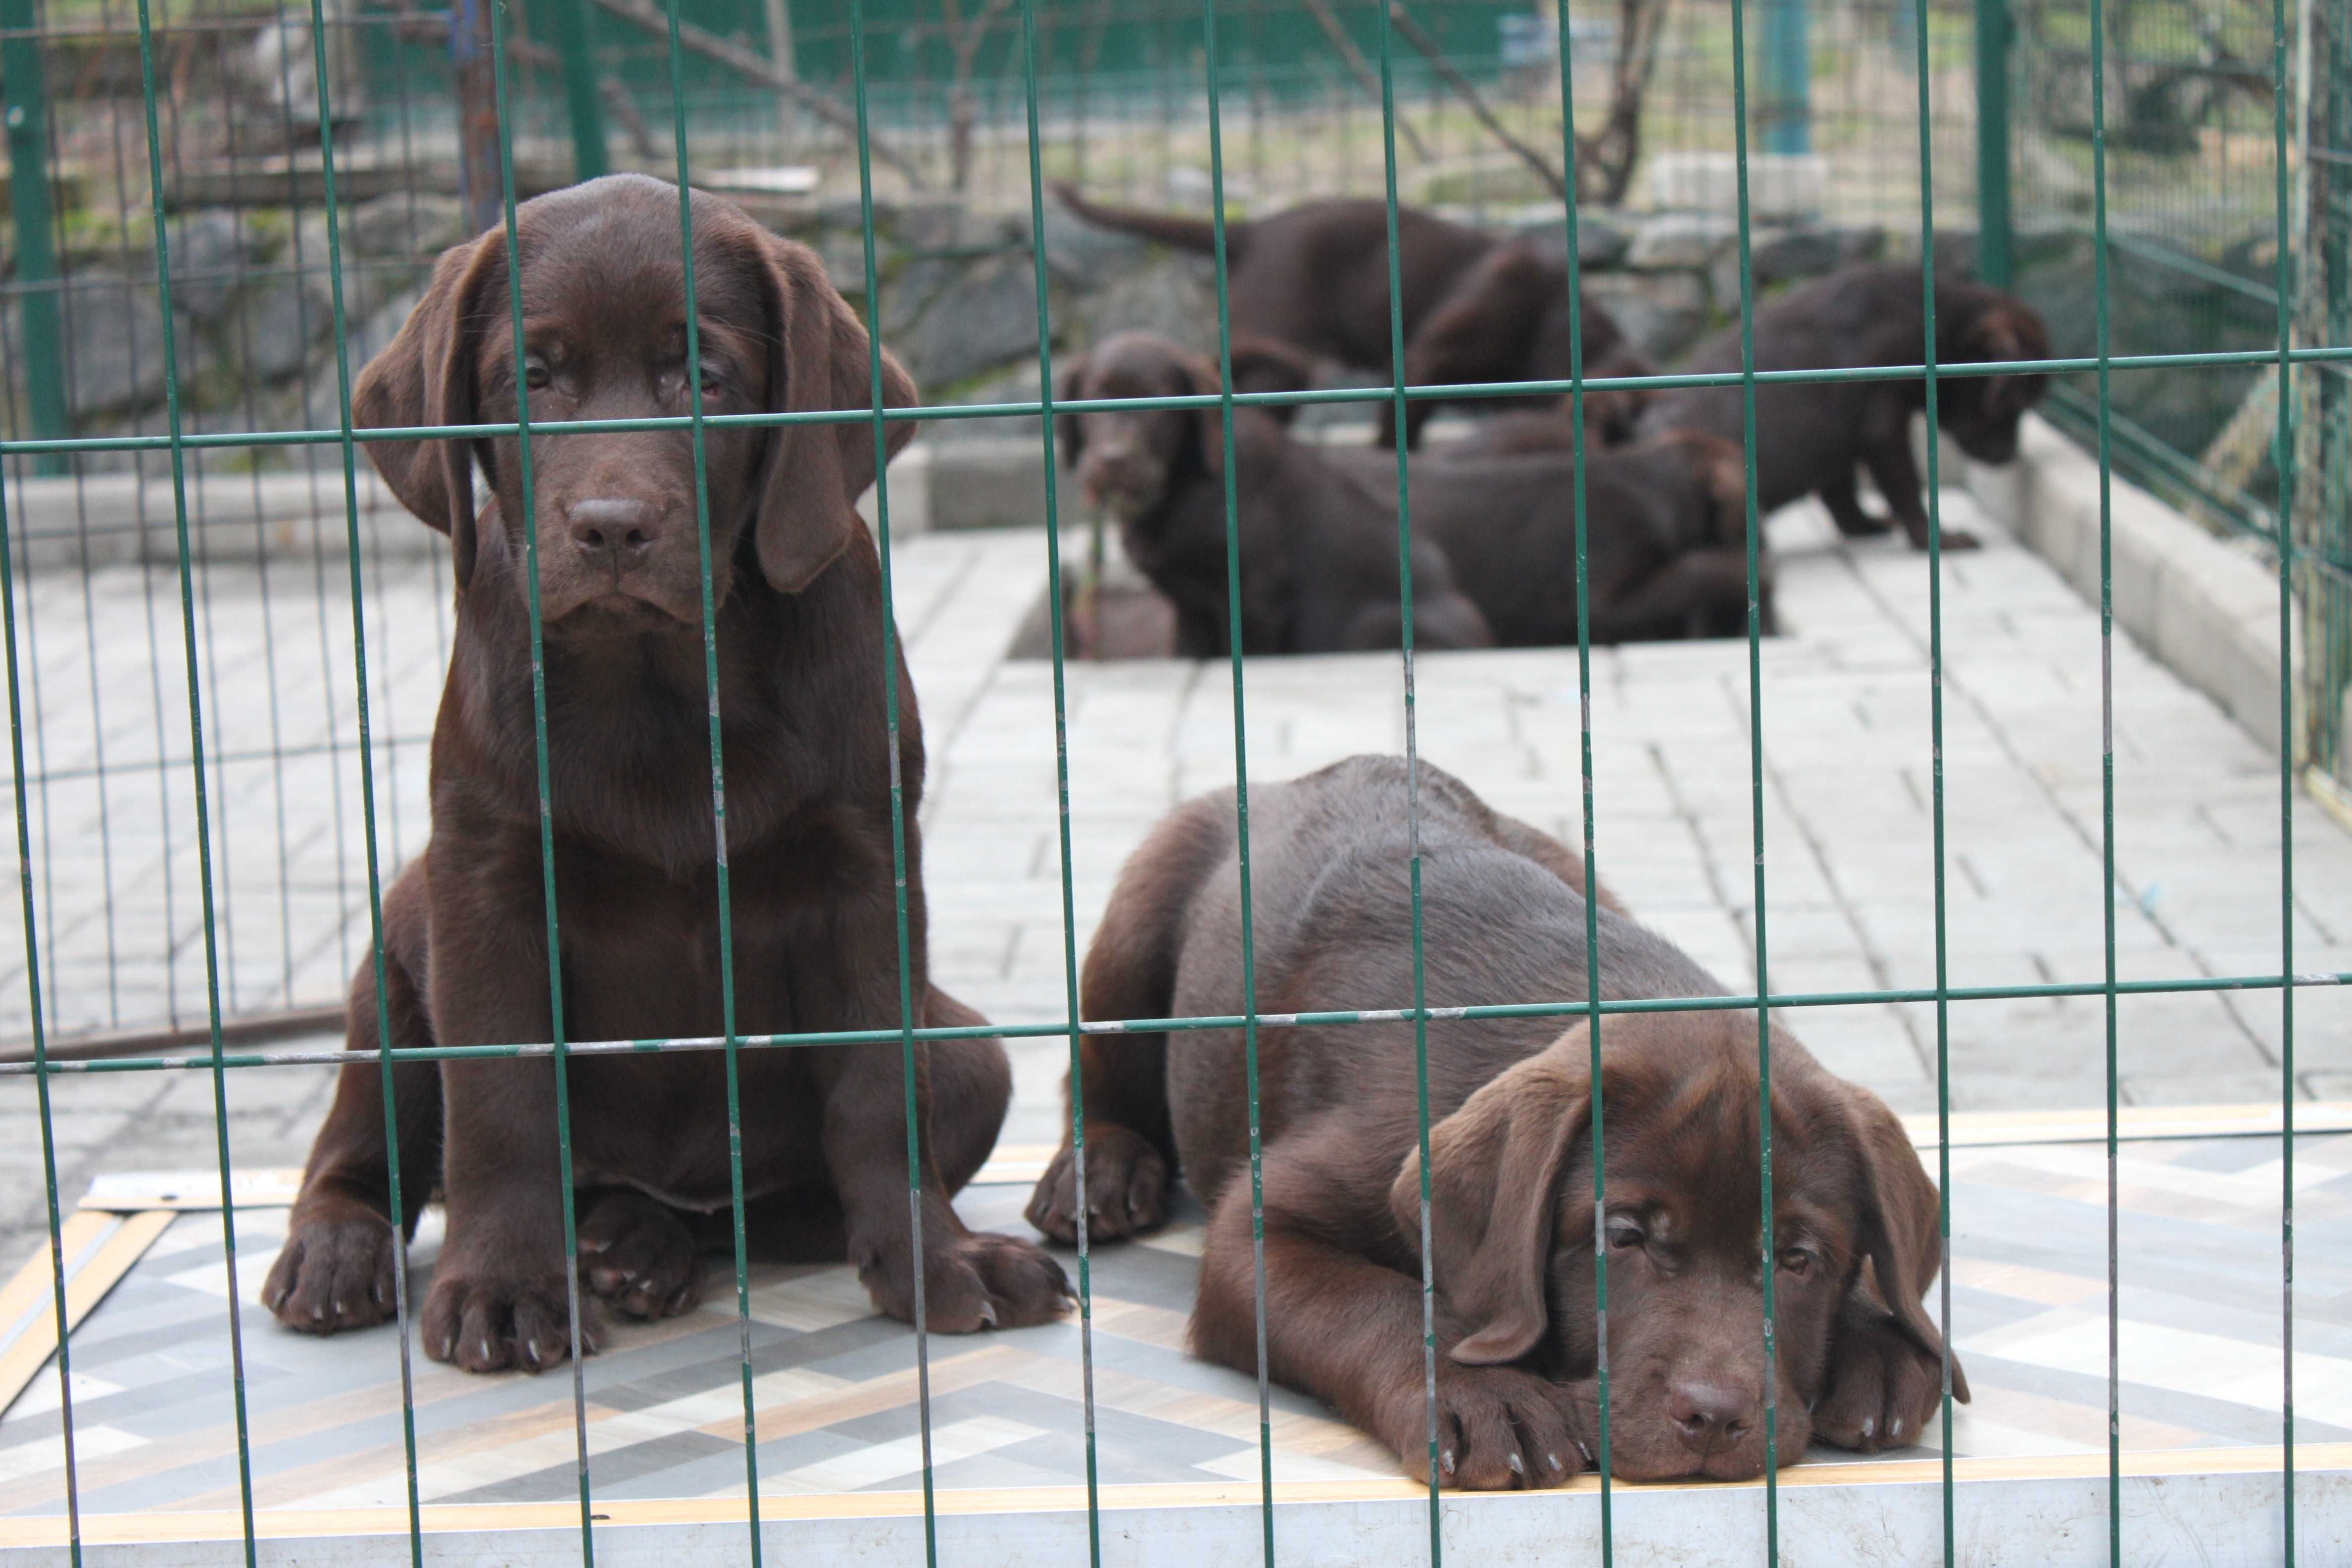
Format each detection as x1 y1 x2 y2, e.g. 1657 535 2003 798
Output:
0 0 2341 1563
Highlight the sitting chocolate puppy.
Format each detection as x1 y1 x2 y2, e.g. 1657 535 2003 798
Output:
1057 331 1492 658
1640 264 2049 550
1029 756 1963 1487
264 174 1068 1374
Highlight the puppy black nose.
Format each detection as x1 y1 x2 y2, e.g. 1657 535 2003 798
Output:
567 496 663 565
1666 1379 1753 1446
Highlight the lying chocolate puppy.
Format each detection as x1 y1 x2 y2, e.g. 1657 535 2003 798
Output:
1029 756 1963 1486
264 174 1068 1373
1326 433 1770 645
1640 264 2049 550
1053 185 1638 449
1057 331 1492 657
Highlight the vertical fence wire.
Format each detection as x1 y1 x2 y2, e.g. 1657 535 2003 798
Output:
0 478 80 1566
1908 1 1957 1561
1366 0 1441 1550
129 0 259 1555
300 0 428 1554
844 7 939 1560
1722 0 1783 1550
653 8 767 1559
1194 0 1276 1556
2267 0 2299 1548
485 8 600 1554
1012 0 1108 1555
1550 0 1615 1552
2085 0 2120 1556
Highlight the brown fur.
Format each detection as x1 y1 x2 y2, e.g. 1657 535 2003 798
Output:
1053 186 1641 449
263 174 1068 1375
1640 265 2050 551
1028 757 1963 1487
1057 331 1492 657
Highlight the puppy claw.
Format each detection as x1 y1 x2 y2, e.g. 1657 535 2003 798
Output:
977 1300 997 1329
1506 1453 1525 1477
1546 1452 1565 1473
1440 1448 1456 1475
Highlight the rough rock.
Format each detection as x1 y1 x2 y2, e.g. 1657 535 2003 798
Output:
344 192 467 259
61 279 182 415
1580 270 1710 363
896 253 1041 390
1625 212 1740 272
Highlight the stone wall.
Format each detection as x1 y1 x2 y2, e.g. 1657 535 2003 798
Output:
21 191 1903 471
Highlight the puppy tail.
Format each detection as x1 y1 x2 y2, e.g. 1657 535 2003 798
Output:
1052 181 1244 262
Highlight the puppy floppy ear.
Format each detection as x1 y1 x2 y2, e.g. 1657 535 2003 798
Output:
1667 432 1752 547
1390 1028 1593 1366
1053 352 1088 467
1225 335 1317 425
750 232 920 593
1844 1086 1970 1402
1954 298 2050 421
351 231 503 588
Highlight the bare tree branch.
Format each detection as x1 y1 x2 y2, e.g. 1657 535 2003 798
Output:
587 0 930 189
1386 1 1566 198
1299 0 1430 161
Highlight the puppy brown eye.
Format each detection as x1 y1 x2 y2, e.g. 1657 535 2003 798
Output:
1605 1220 1644 1251
1776 1247 1813 1275
697 365 723 394
523 359 551 391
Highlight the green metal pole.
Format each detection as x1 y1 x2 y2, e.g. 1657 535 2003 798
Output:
1760 0 1811 155
0 0 67 474
1975 0 2013 286
549 0 608 182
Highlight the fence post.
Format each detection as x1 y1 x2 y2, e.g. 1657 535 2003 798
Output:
0 0 68 474
549 0 608 182
1760 0 1811 154
1974 0 2013 286
452 0 503 234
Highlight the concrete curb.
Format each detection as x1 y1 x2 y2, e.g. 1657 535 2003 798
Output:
1960 412 2298 757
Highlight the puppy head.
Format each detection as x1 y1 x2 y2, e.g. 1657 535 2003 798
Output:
1056 330 1231 523
1391 1011 1956 1481
1937 293 2050 465
351 173 917 637
1573 349 1657 448
1640 431 1752 550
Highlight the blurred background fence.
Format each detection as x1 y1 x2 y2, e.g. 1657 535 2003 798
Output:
0 0 2341 1047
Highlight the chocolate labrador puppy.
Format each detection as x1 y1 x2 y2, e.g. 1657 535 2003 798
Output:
263 174 1067 1373
1058 331 1492 657
1640 265 2049 550
1325 432 1770 645
1053 185 1640 449
1028 756 1963 1487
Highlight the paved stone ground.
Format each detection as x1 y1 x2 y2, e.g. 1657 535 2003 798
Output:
4 482 2349 1281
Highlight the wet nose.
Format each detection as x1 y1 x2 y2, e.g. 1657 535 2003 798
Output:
1665 1378 1754 1448
567 496 663 567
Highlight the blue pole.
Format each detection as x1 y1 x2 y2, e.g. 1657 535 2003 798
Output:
1761 0 1812 155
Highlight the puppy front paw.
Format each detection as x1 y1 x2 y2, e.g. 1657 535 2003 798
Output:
1390 1365 1588 1491
1024 1123 1169 1244
422 1260 595 1374
1812 1310 1955 1453
264 1196 400 1334
578 1190 705 1320
859 1224 1073 1332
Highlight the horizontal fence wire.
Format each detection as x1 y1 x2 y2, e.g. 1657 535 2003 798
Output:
0 0 2325 1561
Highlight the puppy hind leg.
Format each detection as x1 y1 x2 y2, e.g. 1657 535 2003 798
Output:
1818 467 1892 538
